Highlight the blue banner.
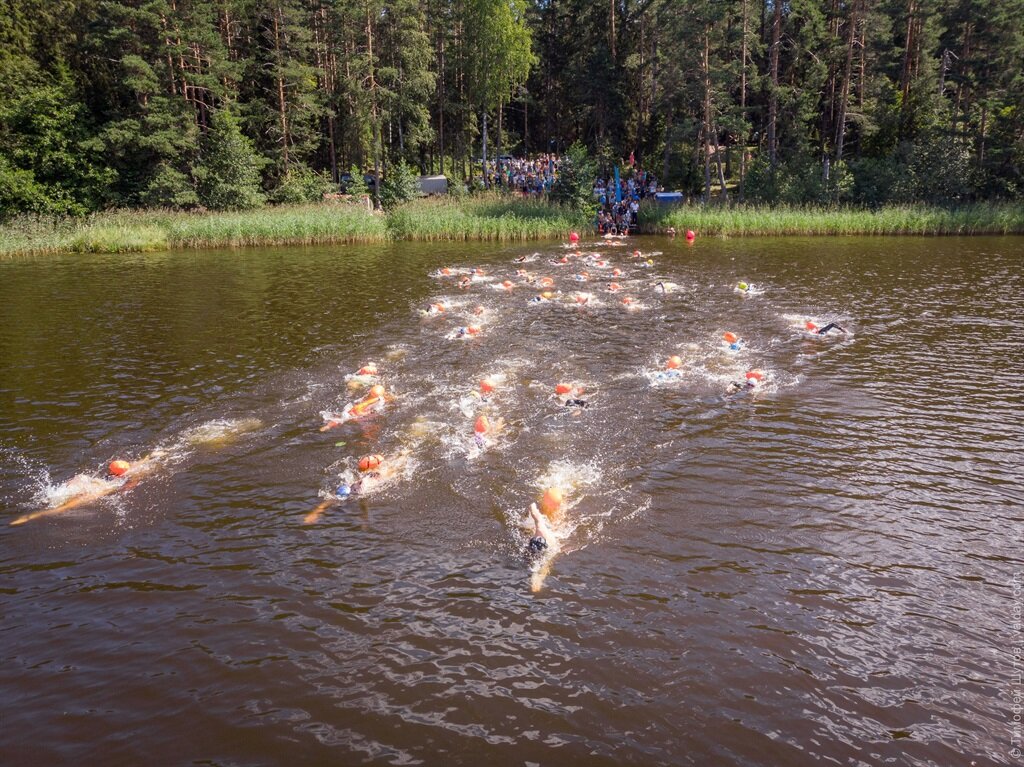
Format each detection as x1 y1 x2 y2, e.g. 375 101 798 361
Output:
614 165 621 203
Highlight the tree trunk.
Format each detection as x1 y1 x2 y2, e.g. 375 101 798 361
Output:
768 0 781 167
835 0 858 163
739 0 748 199
274 3 290 174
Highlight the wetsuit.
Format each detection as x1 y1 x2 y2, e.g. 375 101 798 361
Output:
816 322 847 334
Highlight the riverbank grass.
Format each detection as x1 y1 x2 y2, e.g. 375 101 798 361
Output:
3 200 1023 257
639 202 1024 237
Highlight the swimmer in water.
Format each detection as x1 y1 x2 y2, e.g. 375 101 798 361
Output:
321 384 392 431
458 277 471 290
304 450 411 524
473 414 506 448
10 452 166 526
525 501 560 558
656 281 679 293
805 320 847 335
726 370 765 394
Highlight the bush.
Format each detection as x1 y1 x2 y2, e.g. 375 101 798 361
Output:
271 163 334 204
194 107 266 210
379 161 420 210
550 141 597 213
142 162 199 208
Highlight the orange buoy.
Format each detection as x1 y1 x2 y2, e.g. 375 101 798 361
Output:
480 378 496 394
723 332 738 344
667 355 683 369
474 415 490 434
540 487 564 517
358 454 383 472
108 459 130 477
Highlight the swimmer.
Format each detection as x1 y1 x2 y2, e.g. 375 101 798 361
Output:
320 384 391 431
563 398 588 408
525 501 560 558
345 362 380 388
453 325 483 339
514 255 528 263
458 277 471 290
656 281 679 293
473 414 506 448
736 281 750 293
304 451 411 524
667 226 677 237
726 370 765 394
10 452 166 526
805 320 847 335
420 302 448 317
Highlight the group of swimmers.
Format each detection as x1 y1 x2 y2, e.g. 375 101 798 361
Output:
14 232 850 592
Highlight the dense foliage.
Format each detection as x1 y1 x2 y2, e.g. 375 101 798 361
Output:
1 0 1020 219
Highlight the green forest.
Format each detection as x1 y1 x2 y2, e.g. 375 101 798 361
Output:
2 0 1022 219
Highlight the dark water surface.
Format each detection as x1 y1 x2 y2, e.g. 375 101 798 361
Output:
1 236 1022 766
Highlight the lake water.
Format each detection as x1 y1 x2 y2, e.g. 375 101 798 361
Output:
1 235 1022 766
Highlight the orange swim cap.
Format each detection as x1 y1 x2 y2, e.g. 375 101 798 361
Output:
357 363 378 376
474 415 490 434
667 355 682 369
622 297 633 305
108 459 130 477
633 250 641 257
608 283 621 291
480 378 496 394
555 383 573 395
723 332 738 344
540 487 563 517
467 325 482 335
441 268 451 275
369 384 386 398
502 280 514 289
612 268 621 276
805 321 818 331
358 454 383 472
475 268 485 276
746 370 765 381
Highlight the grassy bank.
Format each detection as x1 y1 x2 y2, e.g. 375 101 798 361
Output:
0 195 585 256
3 199 1022 257
386 196 590 241
638 202 1024 237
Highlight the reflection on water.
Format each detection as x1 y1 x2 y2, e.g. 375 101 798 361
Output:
1 237 1022 765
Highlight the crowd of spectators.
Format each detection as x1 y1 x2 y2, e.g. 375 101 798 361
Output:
477 154 664 234
484 154 561 195
594 167 660 234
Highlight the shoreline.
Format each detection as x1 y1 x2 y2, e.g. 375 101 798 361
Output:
2 199 1021 257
